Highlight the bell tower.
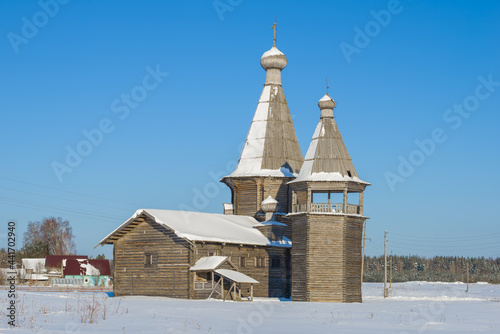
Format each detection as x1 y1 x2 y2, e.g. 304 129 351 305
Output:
288 92 370 302
221 27 303 221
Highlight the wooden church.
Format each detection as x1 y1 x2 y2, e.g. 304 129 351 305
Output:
97 29 370 303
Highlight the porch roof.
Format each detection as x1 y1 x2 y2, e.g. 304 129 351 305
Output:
190 256 228 271
215 269 259 284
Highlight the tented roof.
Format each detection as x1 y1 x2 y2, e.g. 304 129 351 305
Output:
223 45 302 179
292 111 369 184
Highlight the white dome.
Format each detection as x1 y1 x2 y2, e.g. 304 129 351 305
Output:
318 93 336 110
261 195 279 213
260 46 287 70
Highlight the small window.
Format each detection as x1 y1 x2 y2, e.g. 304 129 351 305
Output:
255 257 265 268
347 170 352 177
84 277 90 284
194 272 209 290
144 253 155 268
271 258 281 268
239 257 246 268
207 251 216 256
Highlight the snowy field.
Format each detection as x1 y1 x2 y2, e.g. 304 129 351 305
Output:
1 282 499 333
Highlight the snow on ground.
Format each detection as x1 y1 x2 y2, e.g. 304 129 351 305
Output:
1 282 499 333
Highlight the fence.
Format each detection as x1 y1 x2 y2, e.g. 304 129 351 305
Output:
0 286 112 293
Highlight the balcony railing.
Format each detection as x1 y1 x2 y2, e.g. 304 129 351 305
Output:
292 203 360 214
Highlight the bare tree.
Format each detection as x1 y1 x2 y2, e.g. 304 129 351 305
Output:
24 217 76 255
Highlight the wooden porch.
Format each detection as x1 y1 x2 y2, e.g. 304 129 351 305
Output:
292 203 360 214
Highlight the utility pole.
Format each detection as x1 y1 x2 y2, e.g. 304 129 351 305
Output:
361 220 367 287
390 250 393 289
384 230 388 298
466 260 470 293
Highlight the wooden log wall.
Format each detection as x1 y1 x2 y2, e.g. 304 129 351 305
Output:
193 243 290 298
233 179 258 217
291 214 308 301
290 213 364 302
113 219 191 298
231 177 294 218
307 214 346 302
279 215 293 240
344 217 364 303
267 246 291 297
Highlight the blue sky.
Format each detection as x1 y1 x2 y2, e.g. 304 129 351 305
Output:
1 0 499 259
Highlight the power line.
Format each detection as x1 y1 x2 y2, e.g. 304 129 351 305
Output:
0 196 124 222
389 240 500 249
391 232 500 241
0 176 139 206
0 185 129 212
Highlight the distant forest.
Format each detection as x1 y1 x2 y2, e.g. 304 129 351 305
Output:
364 255 500 284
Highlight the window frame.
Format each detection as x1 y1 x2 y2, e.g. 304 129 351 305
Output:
144 252 156 268
271 257 281 268
239 256 246 268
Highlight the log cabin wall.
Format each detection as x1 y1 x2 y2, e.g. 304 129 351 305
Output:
307 214 347 302
267 246 291 297
113 219 191 298
278 215 293 240
193 243 290 298
253 225 284 242
232 179 258 217
290 213 364 302
343 217 364 303
229 177 293 218
290 214 308 301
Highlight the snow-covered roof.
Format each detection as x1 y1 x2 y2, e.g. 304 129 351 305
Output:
262 46 284 58
319 94 334 102
223 45 302 180
262 195 278 205
190 256 228 271
223 84 303 179
24 274 49 281
260 45 287 70
22 258 45 271
63 258 104 276
290 106 369 185
79 260 100 276
215 269 259 284
255 220 287 227
98 209 291 248
268 236 292 247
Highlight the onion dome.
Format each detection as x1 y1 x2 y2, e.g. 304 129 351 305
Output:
261 195 279 214
260 46 287 71
319 93 335 118
319 93 336 110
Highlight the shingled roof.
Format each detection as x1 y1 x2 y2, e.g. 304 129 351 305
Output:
292 93 369 184
223 43 302 179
